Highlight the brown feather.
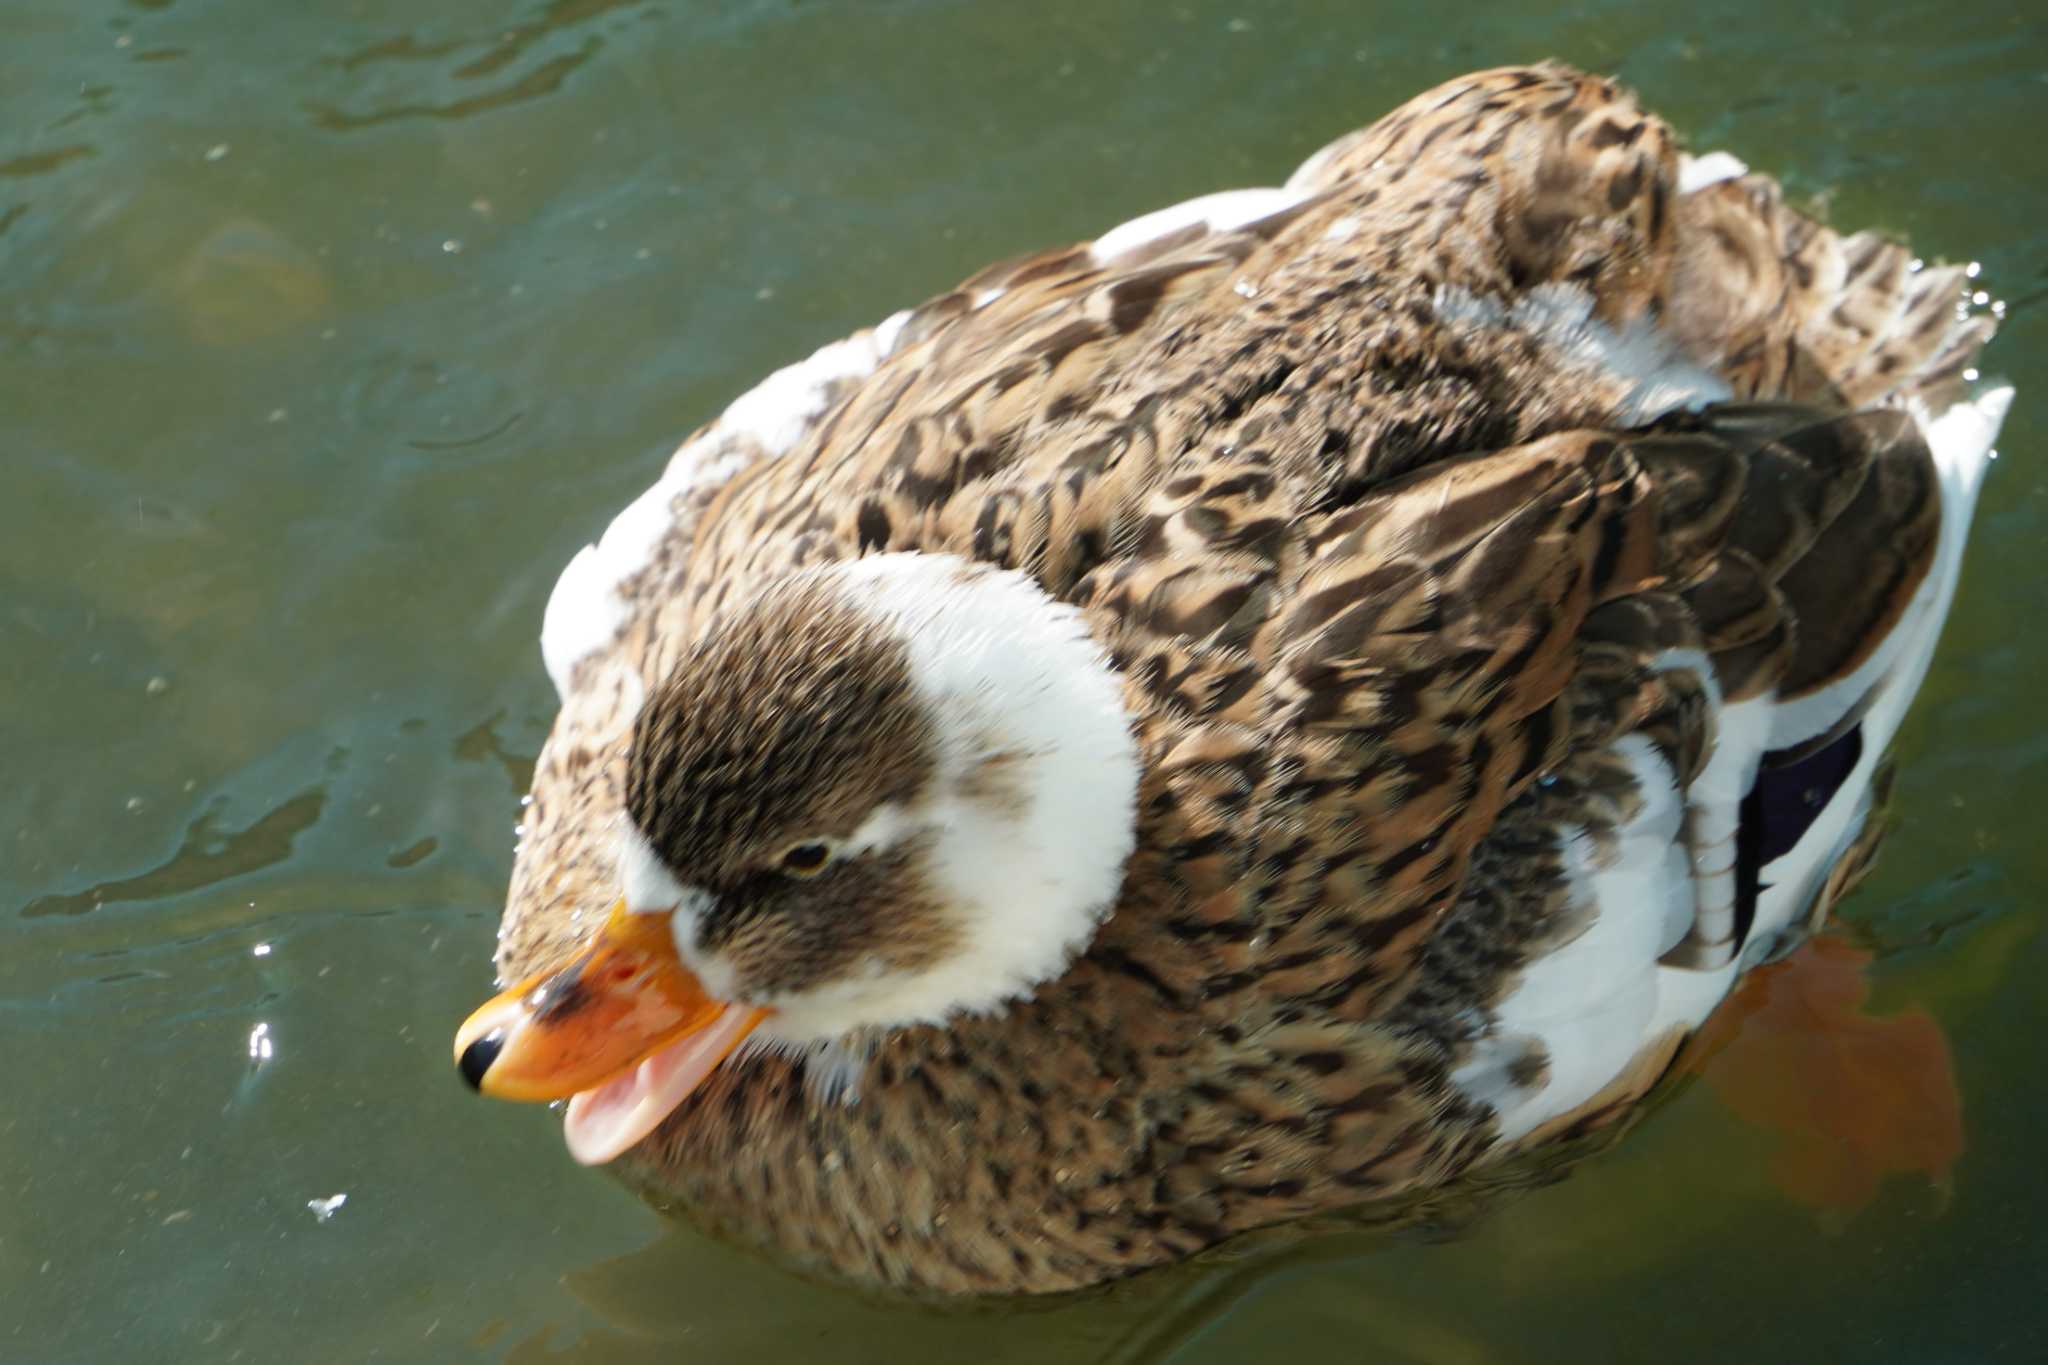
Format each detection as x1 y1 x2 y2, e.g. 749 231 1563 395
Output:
489 64 1997 1293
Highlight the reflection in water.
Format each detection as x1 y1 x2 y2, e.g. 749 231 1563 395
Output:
387 835 440 868
407 408 526 453
1685 933 1965 1214
454 712 539 794
307 0 644 131
308 42 603 131
20 789 326 918
171 219 332 346
3 0 2037 1360
233 1016 279 1111
519 1134 1629 1365
306 1192 348 1223
0 145 94 178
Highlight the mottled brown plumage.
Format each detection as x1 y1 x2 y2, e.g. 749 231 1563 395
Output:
482 65 2002 1293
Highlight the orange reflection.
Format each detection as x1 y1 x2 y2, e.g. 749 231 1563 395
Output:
1686 933 1964 1212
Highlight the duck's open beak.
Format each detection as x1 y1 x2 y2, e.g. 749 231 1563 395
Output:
454 900 767 1165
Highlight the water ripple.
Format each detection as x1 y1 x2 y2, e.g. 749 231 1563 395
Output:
307 39 601 130
0 145 95 179
306 0 645 131
20 790 327 919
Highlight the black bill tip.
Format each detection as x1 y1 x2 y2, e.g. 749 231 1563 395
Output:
457 1028 506 1092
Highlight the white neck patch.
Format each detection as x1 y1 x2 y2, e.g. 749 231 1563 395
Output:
755 552 1142 1043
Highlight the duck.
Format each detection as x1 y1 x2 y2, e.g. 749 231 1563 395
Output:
453 63 2011 1295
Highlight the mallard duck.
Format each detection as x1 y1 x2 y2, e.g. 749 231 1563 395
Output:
454 64 2010 1295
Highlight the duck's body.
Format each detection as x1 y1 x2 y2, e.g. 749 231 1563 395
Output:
465 66 2009 1294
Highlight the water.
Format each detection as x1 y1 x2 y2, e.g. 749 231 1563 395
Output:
4 1 2042 1360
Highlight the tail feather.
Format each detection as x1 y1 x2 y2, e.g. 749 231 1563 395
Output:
1664 172 1996 411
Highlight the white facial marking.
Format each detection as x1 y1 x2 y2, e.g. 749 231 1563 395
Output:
844 802 913 857
735 553 1141 1045
618 821 692 913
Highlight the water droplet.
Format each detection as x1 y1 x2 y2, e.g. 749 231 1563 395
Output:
246 1022 274 1062
252 943 272 958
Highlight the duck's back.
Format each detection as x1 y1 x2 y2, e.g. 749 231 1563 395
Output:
512 65 2008 1293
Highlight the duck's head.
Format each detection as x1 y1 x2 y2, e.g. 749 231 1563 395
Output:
454 553 1140 1163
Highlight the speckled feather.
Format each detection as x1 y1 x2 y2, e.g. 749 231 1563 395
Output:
492 66 1999 1293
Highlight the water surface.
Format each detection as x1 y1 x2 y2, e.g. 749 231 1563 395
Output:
4 1 2043 1361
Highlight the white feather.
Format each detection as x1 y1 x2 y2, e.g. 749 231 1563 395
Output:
1465 385 2012 1137
1458 736 1685 1139
1677 151 1749 193
618 820 692 916
1741 385 2011 958
1433 282 1732 423
538 311 916 698
721 553 1142 1044
1089 188 1305 266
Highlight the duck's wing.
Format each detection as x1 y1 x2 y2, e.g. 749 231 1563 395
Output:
1271 71 2007 1146
1093 387 2000 1205
1391 394 2001 1141
1103 67 2005 1169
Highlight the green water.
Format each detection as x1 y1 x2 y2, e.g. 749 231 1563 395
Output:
4 1 2042 1360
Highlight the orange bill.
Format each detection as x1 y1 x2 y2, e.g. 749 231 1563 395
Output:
454 900 767 1164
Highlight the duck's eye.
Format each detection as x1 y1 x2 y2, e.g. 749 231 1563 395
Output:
778 841 833 878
